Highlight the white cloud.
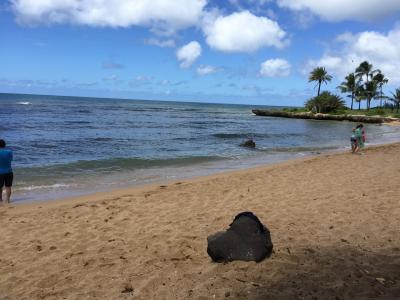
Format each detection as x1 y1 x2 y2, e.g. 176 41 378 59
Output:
277 0 400 22
196 65 218 76
145 38 175 48
176 41 202 68
260 58 291 77
305 26 400 84
227 0 272 12
11 0 207 32
202 10 287 53
130 75 153 87
135 75 153 82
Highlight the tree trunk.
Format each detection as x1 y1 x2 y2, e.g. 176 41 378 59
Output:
351 93 354 110
366 73 369 111
317 80 321 96
358 100 361 110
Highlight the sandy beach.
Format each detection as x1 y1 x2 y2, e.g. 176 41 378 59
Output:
1 143 399 299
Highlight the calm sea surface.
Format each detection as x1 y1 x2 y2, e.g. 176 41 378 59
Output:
1 93 400 202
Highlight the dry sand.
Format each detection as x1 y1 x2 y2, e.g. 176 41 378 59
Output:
1 143 400 300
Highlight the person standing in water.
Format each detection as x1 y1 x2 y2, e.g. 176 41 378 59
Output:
350 128 357 153
0 139 13 204
354 124 365 153
362 125 366 144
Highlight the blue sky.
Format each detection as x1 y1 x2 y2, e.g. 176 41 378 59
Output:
1 0 400 106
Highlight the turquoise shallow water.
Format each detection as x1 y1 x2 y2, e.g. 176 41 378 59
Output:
1 93 400 202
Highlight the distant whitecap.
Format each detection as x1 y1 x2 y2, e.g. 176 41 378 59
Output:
17 101 32 105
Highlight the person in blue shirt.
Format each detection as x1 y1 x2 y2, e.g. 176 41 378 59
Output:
0 139 13 204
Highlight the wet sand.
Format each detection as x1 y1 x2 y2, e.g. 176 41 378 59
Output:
1 143 399 299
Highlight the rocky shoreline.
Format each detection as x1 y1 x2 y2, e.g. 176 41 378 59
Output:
252 109 400 124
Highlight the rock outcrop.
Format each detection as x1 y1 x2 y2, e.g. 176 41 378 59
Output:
252 109 400 124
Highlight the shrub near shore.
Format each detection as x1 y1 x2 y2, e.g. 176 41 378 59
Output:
305 91 345 113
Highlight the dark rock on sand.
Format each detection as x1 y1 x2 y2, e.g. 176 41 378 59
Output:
240 139 256 148
207 211 273 263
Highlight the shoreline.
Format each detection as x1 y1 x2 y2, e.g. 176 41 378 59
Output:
10 137 400 206
1 142 400 299
5 148 326 208
11 151 324 205
1 144 369 206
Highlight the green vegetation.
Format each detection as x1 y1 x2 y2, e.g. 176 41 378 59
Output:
354 61 379 111
308 67 332 96
282 107 308 113
326 108 399 118
373 72 389 107
303 60 400 117
305 91 345 113
338 73 356 110
390 89 400 113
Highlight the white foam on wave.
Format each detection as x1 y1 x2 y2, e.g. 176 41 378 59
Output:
16 183 71 191
17 102 32 105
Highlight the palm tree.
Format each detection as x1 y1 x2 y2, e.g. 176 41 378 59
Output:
355 61 379 82
372 72 389 107
355 85 366 110
390 88 400 113
338 73 357 110
309 67 333 96
364 81 379 110
355 61 379 110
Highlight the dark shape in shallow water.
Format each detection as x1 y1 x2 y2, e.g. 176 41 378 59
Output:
240 139 256 148
207 211 273 263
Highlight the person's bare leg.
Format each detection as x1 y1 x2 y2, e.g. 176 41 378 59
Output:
4 187 11 203
0 187 3 202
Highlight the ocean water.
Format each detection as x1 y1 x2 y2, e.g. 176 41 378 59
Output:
1 93 400 203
